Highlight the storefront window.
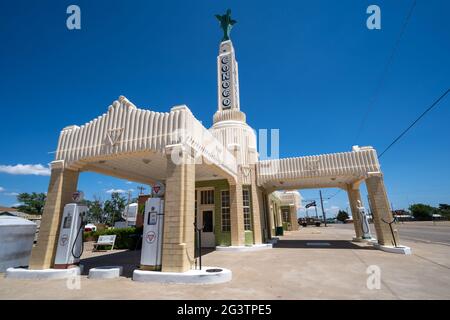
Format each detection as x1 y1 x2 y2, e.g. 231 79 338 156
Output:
243 189 252 230
200 189 214 205
221 190 231 231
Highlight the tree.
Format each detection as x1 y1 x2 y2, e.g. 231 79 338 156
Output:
103 192 126 225
409 203 436 221
336 210 349 223
84 197 104 224
437 204 450 219
16 192 46 215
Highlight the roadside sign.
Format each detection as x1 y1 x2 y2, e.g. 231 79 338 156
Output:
151 182 165 197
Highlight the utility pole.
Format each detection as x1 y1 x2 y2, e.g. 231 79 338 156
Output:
319 190 327 227
137 186 145 195
125 190 131 227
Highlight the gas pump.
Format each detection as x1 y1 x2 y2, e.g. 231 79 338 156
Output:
140 182 165 271
54 191 88 269
357 200 372 240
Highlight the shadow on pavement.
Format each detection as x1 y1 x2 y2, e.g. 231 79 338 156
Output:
81 250 141 278
80 248 216 278
274 240 375 250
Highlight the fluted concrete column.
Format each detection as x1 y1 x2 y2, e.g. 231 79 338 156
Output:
161 145 196 272
366 174 399 246
347 184 363 240
229 182 245 246
250 165 263 244
277 206 283 227
267 194 275 237
289 206 298 231
29 161 79 269
257 188 269 242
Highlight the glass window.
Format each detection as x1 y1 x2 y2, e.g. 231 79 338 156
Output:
221 190 231 232
243 189 252 231
282 209 290 222
200 190 214 205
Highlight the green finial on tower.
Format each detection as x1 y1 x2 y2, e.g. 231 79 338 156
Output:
215 9 237 41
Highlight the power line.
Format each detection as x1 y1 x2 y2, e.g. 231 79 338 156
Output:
326 189 342 200
379 88 450 158
354 0 417 143
308 88 449 201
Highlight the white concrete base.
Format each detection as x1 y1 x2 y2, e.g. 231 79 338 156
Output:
268 237 279 244
5 266 81 280
215 243 273 252
353 237 377 244
88 266 123 279
132 266 232 284
373 244 412 255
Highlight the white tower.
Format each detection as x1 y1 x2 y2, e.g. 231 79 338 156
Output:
209 40 258 183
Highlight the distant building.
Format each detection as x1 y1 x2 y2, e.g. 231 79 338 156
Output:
392 209 414 221
0 207 41 243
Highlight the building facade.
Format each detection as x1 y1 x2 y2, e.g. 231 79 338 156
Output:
29 15 402 273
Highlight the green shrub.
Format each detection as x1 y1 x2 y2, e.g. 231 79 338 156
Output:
84 226 143 250
83 231 96 242
409 203 435 221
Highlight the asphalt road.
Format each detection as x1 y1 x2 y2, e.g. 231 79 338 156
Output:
335 221 450 245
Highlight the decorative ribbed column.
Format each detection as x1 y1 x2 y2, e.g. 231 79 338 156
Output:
366 173 399 246
29 161 79 269
161 145 196 272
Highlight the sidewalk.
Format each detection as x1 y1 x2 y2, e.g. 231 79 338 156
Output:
1 225 449 299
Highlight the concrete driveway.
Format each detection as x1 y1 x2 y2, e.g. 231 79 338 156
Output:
1 224 449 299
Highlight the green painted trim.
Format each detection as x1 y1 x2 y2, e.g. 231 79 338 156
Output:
245 231 253 245
194 181 263 247
195 179 231 246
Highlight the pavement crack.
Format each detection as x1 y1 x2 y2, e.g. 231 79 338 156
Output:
350 249 400 299
413 253 450 270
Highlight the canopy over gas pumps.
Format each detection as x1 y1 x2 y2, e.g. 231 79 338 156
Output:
7 8 411 284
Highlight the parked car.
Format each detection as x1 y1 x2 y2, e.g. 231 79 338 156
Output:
298 217 321 227
84 223 97 232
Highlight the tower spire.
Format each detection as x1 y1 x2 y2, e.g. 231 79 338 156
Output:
213 10 246 124
217 40 240 112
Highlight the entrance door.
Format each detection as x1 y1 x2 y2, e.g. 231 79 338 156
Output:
199 209 215 248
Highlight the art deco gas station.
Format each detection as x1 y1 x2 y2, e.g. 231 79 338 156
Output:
7 10 410 283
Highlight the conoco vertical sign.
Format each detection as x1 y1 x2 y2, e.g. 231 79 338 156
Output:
220 54 232 110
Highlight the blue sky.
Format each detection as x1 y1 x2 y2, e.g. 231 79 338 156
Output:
0 0 449 217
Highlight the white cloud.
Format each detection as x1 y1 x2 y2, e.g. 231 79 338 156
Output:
0 187 19 196
5 192 19 196
126 181 133 184
106 188 134 194
326 206 341 215
0 164 51 176
106 189 126 194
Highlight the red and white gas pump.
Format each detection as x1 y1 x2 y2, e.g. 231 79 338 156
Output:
140 182 165 271
54 191 87 269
